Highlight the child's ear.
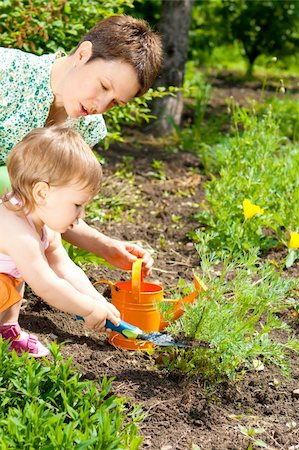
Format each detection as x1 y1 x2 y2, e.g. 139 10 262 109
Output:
33 181 50 205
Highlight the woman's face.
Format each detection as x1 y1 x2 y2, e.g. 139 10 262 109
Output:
61 44 140 118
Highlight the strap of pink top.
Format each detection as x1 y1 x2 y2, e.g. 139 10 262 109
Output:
0 192 19 206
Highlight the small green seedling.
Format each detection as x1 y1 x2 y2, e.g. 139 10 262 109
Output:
238 425 267 449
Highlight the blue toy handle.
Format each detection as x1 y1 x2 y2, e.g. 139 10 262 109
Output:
76 316 142 339
105 319 142 339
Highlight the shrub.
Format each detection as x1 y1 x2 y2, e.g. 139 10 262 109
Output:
0 341 143 449
192 104 299 256
0 0 135 54
0 0 173 146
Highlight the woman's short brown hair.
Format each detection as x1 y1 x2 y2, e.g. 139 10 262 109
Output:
74 15 163 96
7 126 102 213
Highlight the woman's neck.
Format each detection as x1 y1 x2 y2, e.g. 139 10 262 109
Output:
47 55 74 125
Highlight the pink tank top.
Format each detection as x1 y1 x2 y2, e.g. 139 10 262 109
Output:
0 194 49 279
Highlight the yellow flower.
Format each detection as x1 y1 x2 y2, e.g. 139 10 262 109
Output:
242 199 264 219
289 231 299 249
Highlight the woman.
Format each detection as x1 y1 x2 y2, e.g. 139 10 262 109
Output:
0 15 163 274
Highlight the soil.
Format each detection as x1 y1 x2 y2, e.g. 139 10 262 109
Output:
21 75 299 450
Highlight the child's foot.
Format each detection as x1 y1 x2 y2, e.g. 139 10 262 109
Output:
0 323 49 358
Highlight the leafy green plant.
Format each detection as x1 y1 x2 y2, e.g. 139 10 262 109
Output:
86 169 143 223
173 66 217 155
115 156 135 180
171 214 182 224
238 425 267 449
191 104 299 257
103 87 178 148
252 94 299 142
158 249 299 383
285 248 299 269
63 242 112 269
0 341 143 448
0 1 175 148
147 159 167 180
0 0 135 54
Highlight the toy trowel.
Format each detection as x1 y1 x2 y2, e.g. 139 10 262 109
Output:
106 319 208 348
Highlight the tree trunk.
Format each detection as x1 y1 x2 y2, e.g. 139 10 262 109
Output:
243 46 257 79
148 0 194 136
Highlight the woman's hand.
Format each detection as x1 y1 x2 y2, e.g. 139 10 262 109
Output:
62 222 154 276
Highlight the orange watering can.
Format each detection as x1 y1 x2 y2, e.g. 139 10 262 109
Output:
94 258 207 350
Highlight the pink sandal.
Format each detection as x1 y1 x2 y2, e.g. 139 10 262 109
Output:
0 323 49 358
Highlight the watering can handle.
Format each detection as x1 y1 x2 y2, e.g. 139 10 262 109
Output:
131 258 143 303
93 279 115 288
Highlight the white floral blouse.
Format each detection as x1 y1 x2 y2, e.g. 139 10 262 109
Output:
0 47 107 165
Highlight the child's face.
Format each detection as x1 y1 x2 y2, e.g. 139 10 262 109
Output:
37 182 93 233
61 56 140 118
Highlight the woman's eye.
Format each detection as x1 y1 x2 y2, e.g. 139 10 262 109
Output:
75 204 81 208
101 83 108 91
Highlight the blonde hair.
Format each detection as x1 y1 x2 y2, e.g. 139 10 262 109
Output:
7 126 102 213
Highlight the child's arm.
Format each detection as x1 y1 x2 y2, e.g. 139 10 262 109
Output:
45 233 119 316
2 220 119 331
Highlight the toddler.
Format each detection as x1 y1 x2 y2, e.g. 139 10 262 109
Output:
0 126 120 357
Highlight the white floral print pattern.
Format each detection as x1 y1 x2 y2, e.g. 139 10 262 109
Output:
0 47 107 165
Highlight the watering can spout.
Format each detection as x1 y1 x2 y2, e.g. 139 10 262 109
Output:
159 275 207 331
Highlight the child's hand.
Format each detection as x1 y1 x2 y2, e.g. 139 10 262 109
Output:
83 301 120 332
105 301 120 320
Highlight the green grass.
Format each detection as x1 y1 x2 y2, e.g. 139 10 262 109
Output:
202 42 299 79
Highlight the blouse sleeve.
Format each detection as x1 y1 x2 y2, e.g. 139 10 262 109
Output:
70 114 107 148
0 56 23 163
0 51 23 114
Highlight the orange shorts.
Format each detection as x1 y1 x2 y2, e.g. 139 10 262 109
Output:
0 273 23 313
